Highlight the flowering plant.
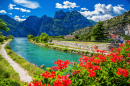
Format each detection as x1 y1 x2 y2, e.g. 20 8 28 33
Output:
28 40 130 86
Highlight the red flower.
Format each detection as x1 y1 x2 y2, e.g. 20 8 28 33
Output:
81 55 84 57
94 46 98 49
71 71 79 75
116 68 129 77
110 58 116 63
119 43 123 47
79 62 83 67
128 53 130 57
83 56 89 62
78 58 82 62
97 55 107 62
116 48 121 52
111 48 114 52
28 81 42 86
88 69 96 78
91 59 101 64
53 74 72 86
42 71 56 79
92 65 101 70
53 60 70 71
95 49 100 52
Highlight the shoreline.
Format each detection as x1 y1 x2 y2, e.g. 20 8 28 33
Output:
28 40 102 56
0 40 33 82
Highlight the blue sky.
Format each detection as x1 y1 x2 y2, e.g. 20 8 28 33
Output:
0 0 129 22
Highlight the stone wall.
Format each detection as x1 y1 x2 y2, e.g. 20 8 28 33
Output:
51 40 119 51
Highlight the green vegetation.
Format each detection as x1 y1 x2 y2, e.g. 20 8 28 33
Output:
71 10 130 41
0 55 22 86
0 34 22 85
27 32 50 43
0 19 10 32
7 35 14 39
5 46 44 77
91 21 105 41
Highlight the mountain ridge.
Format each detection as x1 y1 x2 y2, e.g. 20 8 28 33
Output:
0 10 96 37
71 10 130 37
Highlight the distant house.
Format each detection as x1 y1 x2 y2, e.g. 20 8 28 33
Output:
109 34 123 40
64 35 74 39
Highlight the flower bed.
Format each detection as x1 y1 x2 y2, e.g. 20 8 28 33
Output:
28 40 130 86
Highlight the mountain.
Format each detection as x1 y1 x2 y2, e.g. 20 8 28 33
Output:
71 10 130 37
0 10 95 37
0 15 28 37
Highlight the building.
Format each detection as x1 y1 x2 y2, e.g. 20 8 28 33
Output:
64 35 74 39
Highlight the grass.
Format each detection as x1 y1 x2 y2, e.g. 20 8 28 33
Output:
64 41 107 44
0 39 24 85
5 45 44 78
0 54 23 86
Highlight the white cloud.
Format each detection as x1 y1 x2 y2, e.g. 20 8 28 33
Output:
14 15 26 22
8 4 16 10
14 7 20 10
20 8 31 12
81 7 88 11
87 15 113 22
80 3 126 22
9 13 12 15
0 10 7 14
56 1 80 9
22 15 25 17
13 0 40 9
8 4 31 13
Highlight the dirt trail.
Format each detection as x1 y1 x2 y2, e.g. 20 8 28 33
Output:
0 41 33 82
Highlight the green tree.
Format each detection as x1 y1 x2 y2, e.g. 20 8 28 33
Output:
85 34 91 41
8 35 14 39
91 21 104 41
40 33 49 43
74 34 79 39
27 35 34 39
0 19 9 32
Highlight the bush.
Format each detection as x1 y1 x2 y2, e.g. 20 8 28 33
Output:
62 48 68 52
28 40 130 86
0 79 20 86
35 37 40 43
27 35 34 39
44 43 49 47
49 38 52 42
5 45 12 49
0 37 4 42
8 35 14 39
4 37 8 40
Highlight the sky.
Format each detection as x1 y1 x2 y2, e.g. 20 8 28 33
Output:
0 0 130 22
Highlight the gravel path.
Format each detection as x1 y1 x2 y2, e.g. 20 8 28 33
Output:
0 41 33 82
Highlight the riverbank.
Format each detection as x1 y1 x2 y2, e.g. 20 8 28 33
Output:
29 40 112 56
5 43 44 78
0 39 44 85
0 40 33 83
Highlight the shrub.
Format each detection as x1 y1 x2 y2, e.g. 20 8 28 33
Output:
62 48 68 52
0 37 4 42
8 35 14 39
4 37 8 40
28 40 130 86
44 43 49 47
0 79 20 86
5 45 12 49
27 35 34 39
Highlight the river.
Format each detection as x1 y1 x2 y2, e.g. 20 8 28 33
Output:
9 38 81 68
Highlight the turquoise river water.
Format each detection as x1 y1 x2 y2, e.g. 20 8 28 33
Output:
9 38 81 68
